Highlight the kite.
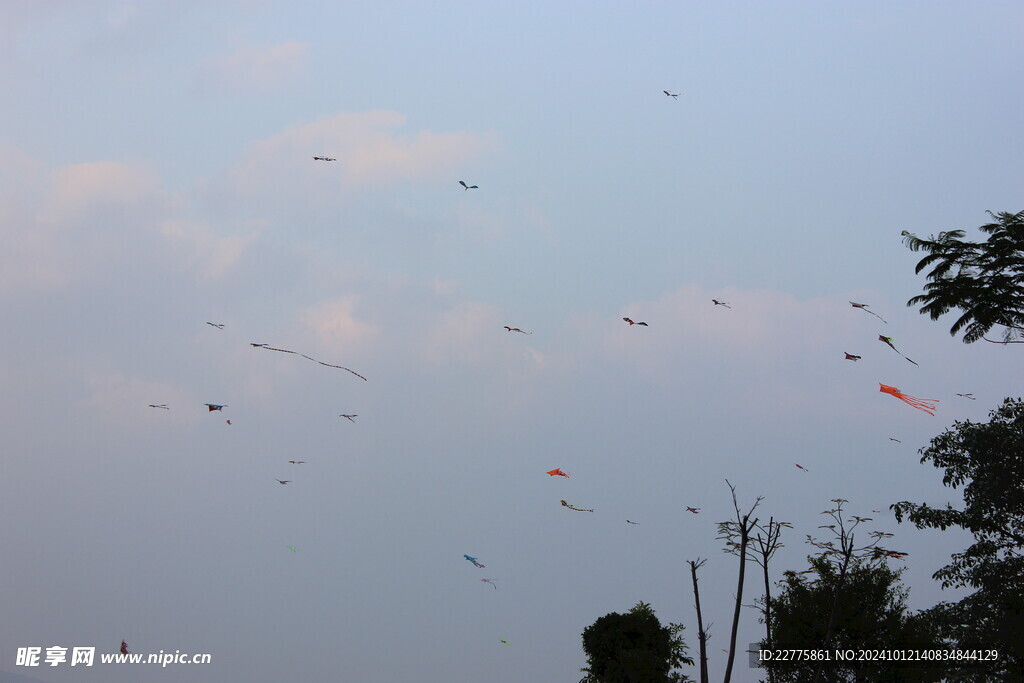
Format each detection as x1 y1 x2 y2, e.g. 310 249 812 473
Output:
686 506 701 514
878 336 919 366
120 641 129 655
499 639 511 646
546 468 570 479
712 299 731 308
226 420 231 425
287 546 298 552
459 180 478 190
622 317 648 326
626 520 639 525
956 393 976 400
561 500 593 512
663 90 679 98
844 353 861 361
288 460 306 464
205 404 226 412
889 437 902 443
339 414 358 422
849 301 887 324
251 343 367 381
313 156 336 161
879 384 938 415
795 463 809 472
206 322 224 329
504 326 532 334
274 479 291 485
148 404 169 409
464 554 485 568
481 578 498 589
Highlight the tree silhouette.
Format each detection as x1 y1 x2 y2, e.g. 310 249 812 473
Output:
580 601 694 683
893 398 1024 679
902 209 1024 344
764 558 943 682
686 558 710 683
715 480 762 683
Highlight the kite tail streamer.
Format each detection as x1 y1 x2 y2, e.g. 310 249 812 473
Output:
879 384 939 415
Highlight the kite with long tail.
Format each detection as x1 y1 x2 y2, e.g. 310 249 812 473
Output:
880 384 938 415
547 468 569 479
878 336 918 366
251 343 366 381
849 301 887 323
481 578 498 589
561 500 593 512
464 554 485 568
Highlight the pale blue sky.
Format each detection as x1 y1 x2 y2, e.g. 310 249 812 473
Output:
1 2 1021 682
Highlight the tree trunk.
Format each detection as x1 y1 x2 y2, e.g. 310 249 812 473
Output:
689 561 710 683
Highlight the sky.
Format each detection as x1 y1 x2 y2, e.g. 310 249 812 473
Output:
1 1 1021 681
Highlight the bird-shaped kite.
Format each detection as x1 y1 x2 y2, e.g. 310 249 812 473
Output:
458 180 478 190
879 384 938 415
663 90 679 98
288 460 306 464
120 641 129 655
206 322 225 329
481 578 498 589
849 301 887 324
274 479 291 485
339 414 358 422
622 317 648 326
205 404 226 412
312 156 336 161
712 299 731 308
546 468 570 479
878 336 918 366
956 393 976 400
464 554 485 568
686 507 701 514
561 500 593 512
795 464 809 472
148 404 169 409
626 520 639 525
287 546 298 552
499 639 511 646
503 326 532 334
844 353 861 361
251 343 367 381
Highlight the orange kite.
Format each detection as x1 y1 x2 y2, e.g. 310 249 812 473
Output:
547 468 569 479
879 384 938 415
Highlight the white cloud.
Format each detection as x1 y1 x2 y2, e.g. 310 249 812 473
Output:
300 295 379 356
197 40 309 93
159 219 254 281
229 110 500 192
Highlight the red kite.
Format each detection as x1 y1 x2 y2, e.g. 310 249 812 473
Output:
879 384 938 415
546 468 569 479
205 404 226 412
795 463 809 472
686 506 701 514
844 353 861 361
561 500 593 512
623 317 648 326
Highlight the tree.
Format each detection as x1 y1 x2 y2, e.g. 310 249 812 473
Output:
902 209 1024 343
686 559 711 683
763 558 943 683
580 601 694 683
893 398 1024 680
715 480 762 683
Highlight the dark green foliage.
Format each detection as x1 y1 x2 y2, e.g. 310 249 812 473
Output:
763 558 944 683
902 209 1024 343
580 601 693 683
893 398 1024 680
